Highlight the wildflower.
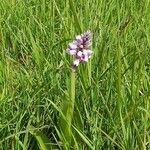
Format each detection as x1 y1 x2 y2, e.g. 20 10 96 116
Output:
67 31 93 70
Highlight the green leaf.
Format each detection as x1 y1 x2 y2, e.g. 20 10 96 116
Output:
29 125 52 150
73 126 94 150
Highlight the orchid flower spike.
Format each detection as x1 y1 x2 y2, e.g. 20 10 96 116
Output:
66 31 93 71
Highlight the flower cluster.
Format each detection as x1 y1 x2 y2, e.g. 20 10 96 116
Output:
66 31 93 70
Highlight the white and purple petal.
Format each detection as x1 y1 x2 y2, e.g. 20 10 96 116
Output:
87 50 93 58
67 48 77 55
69 43 77 50
76 35 82 43
82 49 88 55
77 51 82 57
73 59 80 66
81 54 89 62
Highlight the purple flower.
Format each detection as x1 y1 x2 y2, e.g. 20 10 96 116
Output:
67 31 93 70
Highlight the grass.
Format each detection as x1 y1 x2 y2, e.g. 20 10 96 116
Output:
0 0 150 149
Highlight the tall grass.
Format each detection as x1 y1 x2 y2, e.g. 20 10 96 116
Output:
0 0 150 149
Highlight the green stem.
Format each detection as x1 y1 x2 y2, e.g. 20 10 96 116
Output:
68 70 76 135
60 70 76 149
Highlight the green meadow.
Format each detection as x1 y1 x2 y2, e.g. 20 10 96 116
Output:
0 0 150 149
